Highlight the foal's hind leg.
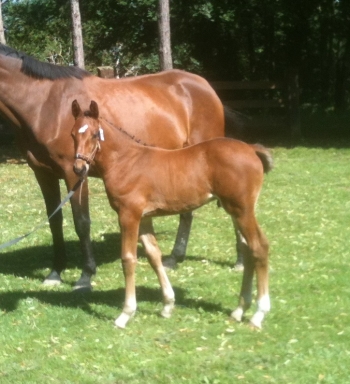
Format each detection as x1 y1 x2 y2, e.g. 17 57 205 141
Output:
234 227 244 271
139 218 175 318
230 213 270 329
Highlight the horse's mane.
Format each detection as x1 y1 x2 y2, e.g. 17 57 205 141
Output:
0 44 92 80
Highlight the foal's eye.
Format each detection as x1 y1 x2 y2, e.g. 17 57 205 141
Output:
92 132 99 139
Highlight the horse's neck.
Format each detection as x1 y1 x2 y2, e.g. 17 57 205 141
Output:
0 57 50 127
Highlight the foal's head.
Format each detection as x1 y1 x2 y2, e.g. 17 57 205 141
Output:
71 99 103 177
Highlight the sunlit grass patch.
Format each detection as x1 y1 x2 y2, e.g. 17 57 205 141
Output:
1 142 350 383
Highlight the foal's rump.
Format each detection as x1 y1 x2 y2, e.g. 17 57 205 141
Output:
202 138 272 176
198 138 272 206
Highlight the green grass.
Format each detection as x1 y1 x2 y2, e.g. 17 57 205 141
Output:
1 142 350 383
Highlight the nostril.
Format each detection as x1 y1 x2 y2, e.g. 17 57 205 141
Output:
73 163 86 176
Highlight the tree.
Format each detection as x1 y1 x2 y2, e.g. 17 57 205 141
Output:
2 0 349 112
158 0 172 70
70 0 84 68
0 0 6 45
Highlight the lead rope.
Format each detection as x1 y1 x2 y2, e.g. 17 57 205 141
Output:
0 178 84 252
79 177 85 205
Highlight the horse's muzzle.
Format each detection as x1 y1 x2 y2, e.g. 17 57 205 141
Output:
73 160 89 177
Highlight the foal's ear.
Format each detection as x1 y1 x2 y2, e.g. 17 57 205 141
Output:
90 100 99 119
72 99 81 119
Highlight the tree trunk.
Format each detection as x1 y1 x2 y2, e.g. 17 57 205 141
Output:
70 0 85 69
0 1 6 45
158 0 173 70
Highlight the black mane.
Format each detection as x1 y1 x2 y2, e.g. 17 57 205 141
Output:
0 44 92 80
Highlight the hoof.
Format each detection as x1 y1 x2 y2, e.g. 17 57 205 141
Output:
233 262 244 272
115 312 134 329
249 321 262 330
161 302 175 319
162 256 179 270
230 307 244 323
73 274 93 293
72 284 92 293
249 312 264 330
43 271 62 286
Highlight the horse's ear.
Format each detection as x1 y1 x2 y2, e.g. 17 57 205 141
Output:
72 100 81 119
90 100 99 119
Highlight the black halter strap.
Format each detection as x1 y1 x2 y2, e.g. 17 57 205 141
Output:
75 140 100 164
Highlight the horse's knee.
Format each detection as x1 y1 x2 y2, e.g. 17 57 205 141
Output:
121 251 137 271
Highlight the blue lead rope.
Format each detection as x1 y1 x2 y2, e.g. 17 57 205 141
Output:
0 178 83 252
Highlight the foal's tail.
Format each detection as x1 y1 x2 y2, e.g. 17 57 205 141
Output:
251 144 274 174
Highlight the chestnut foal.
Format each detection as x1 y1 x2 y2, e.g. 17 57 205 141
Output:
71 100 273 329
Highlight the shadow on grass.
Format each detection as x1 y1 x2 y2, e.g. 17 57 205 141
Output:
0 285 227 321
0 232 237 320
0 232 122 280
0 232 238 281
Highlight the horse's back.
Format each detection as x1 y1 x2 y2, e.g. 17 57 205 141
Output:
84 70 224 148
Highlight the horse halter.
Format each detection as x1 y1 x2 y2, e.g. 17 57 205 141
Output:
75 125 103 165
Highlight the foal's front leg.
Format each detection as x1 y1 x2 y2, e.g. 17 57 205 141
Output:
115 211 139 329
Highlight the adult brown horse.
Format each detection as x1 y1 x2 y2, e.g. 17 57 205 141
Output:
0 44 241 290
71 100 272 329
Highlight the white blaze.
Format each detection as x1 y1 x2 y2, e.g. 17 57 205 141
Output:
78 124 89 133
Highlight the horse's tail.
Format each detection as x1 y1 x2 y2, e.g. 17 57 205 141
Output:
224 106 245 139
251 144 274 174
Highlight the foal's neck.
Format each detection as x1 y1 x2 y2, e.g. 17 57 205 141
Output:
100 119 149 151
99 118 145 159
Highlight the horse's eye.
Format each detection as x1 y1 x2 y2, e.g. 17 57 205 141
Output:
92 132 99 139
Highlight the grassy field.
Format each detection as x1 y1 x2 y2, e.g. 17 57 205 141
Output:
0 141 350 383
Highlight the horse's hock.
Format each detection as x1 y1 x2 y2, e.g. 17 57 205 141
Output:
210 68 301 141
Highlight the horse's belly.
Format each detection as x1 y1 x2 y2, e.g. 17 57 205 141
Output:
141 193 215 217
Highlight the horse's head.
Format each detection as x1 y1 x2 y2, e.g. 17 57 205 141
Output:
71 99 102 177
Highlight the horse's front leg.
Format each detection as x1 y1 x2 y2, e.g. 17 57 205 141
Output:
115 210 140 329
65 175 96 291
32 167 66 286
139 218 175 318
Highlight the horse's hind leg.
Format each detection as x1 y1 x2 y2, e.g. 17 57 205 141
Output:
140 218 175 318
163 212 193 268
230 213 270 329
165 212 243 271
